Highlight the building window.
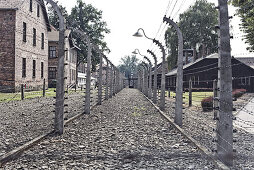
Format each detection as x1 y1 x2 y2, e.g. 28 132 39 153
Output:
37 4 40 17
30 0 32 12
41 33 44 49
33 28 36 46
32 60 36 78
23 22 27 42
240 77 251 86
49 46 56 58
192 76 196 85
22 58 26 78
41 62 44 78
49 67 57 79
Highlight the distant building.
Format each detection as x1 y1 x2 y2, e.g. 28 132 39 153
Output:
0 0 50 92
48 26 80 88
166 53 254 92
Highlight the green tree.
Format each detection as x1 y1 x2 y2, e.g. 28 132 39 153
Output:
165 0 218 70
47 0 110 71
69 0 110 71
230 0 254 52
118 55 139 78
47 1 68 29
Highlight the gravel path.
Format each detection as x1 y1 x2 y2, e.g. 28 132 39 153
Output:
162 93 254 169
0 89 99 157
3 88 216 169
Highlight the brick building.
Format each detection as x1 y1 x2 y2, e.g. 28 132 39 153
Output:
0 0 50 92
48 26 79 88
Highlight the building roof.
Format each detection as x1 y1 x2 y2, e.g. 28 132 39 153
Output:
0 0 51 31
166 53 218 76
166 53 254 76
235 57 254 69
48 26 80 50
48 26 71 41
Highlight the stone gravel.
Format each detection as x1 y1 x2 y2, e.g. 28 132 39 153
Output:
0 90 98 157
3 88 216 169
162 93 254 169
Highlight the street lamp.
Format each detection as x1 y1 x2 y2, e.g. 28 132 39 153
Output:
133 28 166 111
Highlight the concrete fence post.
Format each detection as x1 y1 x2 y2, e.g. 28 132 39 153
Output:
105 59 109 100
189 79 192 107
43 78 46 97
147 50 157 104
116 69 119 94
217 0 233 166
110 63 113 98
112 67 115 95
98 53 103 105
45 0 65 135
163 16 184 126
213 79 218 120
84 38 92 114
144 56 152 99
21 84 24 100
137 69 141 91
142 68 145 93
72 30 92 115
151 39 166 111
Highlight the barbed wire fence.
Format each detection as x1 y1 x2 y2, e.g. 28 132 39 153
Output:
0 0 127 164
136 0 254 168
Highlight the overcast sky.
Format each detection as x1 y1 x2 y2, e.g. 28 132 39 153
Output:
57 0 253 65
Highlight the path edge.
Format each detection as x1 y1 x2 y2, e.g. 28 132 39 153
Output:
141 92 229 170
0 101 99 167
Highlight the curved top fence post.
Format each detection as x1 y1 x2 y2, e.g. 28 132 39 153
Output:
163 16 184 127
44 0 65 135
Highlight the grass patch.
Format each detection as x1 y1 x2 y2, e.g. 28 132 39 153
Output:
0 87 89 103
165 91 213 107
131 106 147 117
0 88 56 102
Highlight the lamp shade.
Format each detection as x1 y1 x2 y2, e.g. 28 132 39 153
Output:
132 50 138 54
133 31 143 37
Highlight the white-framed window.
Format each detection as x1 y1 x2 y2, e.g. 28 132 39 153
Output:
239 77 250 86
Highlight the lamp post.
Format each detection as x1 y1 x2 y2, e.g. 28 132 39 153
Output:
147 50 158 104
163 16 183 126
133 28 166 111
132 49 152 99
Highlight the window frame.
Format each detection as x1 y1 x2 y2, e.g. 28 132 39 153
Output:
41 33 44 49
23 22 27 42
49 67 57 79
33 28 36 46
32 60 36 78
30 0 33 12
37 4 40 17
22 58 26 78
41 62 44 78
49 46 57 58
